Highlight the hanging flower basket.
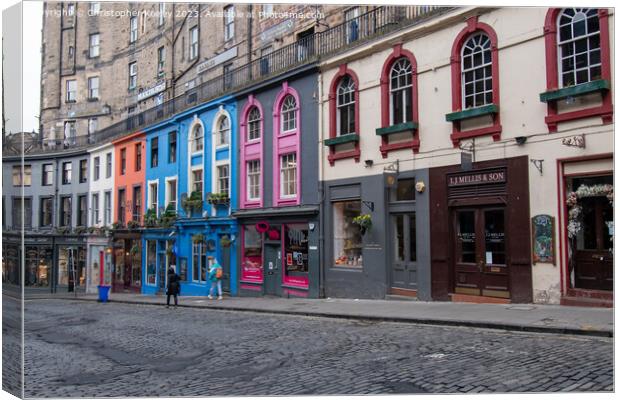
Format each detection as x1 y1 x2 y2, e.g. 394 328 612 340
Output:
566 184 613 239
182 191 203 216
220 235 232 248
352 214 372 235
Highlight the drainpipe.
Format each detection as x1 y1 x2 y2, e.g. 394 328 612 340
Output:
317 71 326 298
53 157 60 293
247 5 253 65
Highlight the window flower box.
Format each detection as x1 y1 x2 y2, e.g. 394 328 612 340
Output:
539 79 610 103
207 192 230 206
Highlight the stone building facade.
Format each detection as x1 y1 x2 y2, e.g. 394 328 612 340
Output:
39 1 351 144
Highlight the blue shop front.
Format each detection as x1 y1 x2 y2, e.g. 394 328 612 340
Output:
141 96 238 296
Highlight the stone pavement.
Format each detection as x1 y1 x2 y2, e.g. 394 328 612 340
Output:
21 291 614 337
22 299 614 397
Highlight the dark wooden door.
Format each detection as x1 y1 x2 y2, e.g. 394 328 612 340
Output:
390 213 418 290
453 207 509 298
574 197 613 291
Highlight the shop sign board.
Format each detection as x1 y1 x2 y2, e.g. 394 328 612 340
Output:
197 47 238 74
137 80 166 101
448 169 506 187
260 19 295 43
532 215 555 265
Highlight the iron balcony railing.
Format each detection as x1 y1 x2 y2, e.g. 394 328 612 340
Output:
7 5 452 156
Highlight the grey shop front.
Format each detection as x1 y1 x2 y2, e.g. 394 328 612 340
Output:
321 169 431 300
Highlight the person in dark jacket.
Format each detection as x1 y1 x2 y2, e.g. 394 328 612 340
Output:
166 266 181 307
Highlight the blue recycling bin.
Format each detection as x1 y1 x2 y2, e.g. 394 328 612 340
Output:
97 285 111 302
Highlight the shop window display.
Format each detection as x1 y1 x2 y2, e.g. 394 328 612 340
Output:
242 225 263 281
58 246 86 288
333 201 363 268
146 240 156 285
25 246 52 287
283 224 309 279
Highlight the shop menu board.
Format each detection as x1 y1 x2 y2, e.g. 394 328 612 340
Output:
532 214 555 265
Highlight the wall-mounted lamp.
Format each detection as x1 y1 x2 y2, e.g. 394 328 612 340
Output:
515 136 527 145
364 159 374 168
415 181 426 193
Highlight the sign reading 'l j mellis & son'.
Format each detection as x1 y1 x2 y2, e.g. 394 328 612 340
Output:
448 169 506 187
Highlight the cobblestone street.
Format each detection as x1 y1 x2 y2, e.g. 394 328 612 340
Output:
22 299 613 397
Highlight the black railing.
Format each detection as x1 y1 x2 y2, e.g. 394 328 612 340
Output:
9 5 452 156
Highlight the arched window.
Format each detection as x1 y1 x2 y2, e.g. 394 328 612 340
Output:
281 95 297 132
390 58 413 124
558 8 601 87
461 33 492 109
191 124 203 153
247 106 261 141
337 75 356 135
217 116 230 147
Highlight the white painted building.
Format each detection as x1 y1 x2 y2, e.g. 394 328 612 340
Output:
86 142 116 293
319 7 613 306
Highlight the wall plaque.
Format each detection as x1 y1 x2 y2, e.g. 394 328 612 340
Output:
532 214 555 265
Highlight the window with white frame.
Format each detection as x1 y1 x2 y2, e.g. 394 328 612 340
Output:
224 5 234 41
189 26 199 60
337 75 356 135
192 169 203 194
88 117 98 135
280 153 297 198
89 33 100 57
130 16 138 42
217 165 229 196
558 8 601 87
92 193 100 224
93 157 100 181
166 178 177 210
159 3 166 26
281 95 297 132
104 191 111 224
191 124 203 153
390 58 413 124
217 116 230 146
67 3 75 16
128 62 137 89
157 46 165 76
461 33 492 109
148 181 158 212
262 4 273 16
192 241 207 282
89 2 100 14
88 76 99 100
66 80 77 102
247 106 261 141
247 160 260 201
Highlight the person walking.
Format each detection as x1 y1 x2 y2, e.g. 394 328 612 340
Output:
166 266 181 307
207 256 223 300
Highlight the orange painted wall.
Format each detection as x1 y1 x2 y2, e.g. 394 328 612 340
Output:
112 132 146 225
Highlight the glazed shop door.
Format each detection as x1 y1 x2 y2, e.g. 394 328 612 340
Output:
454 208 509 298
573 196 613 291
390 213 418 291
263 243 282 296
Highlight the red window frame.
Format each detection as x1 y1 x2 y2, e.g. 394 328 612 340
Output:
449 16 502 147
379 44 420 157
542 8 613 132
327 64 361 165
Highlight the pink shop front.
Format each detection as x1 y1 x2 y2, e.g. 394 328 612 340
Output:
233 207 320 298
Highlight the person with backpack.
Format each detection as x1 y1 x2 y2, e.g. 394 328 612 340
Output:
207 256 223 300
